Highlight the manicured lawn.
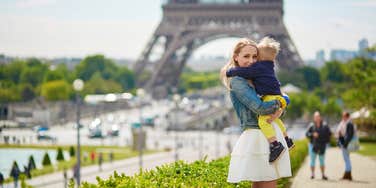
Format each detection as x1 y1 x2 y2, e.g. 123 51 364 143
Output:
1 144 159 183
358 142 376 159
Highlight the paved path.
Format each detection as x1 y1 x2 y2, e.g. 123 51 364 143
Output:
291 147 376 188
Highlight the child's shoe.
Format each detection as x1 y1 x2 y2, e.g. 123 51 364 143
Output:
269 141 286 163
285 137 295 150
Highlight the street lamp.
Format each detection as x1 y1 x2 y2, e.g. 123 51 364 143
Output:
173 93 181 162
136 88 145 172
197 98 204 160
73 79 84 186
212 101 221 158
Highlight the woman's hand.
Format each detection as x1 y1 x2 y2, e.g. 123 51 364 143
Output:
313 132 319 138
267 108 283 123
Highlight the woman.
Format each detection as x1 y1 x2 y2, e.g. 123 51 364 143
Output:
336 111 355 180
305 111 331 180
221 38 291 188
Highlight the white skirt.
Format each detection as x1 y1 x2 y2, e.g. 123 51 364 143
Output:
227 123 292 182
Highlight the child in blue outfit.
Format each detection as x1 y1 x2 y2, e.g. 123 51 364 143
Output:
226 37 294 163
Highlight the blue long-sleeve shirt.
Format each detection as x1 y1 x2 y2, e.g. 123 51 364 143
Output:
226 61 281 95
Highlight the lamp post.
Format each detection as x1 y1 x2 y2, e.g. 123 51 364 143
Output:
73 79 84 186
173 93 181 162
136 88 145 172
197 98 204 160
212 101 221 158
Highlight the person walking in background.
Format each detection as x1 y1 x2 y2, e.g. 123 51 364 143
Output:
109 151 114 163
63 168 68 188
83 151 88 163
98 152 103 171
336 111 355 180
90 151 96 164
72 163 79 184
306 111 332 180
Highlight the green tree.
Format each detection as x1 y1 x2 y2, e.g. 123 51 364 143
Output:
305 93 323 114
42 152 52 166
179 71 220 92
44 69 65 82
341 58 376 109
297 66 321 90
0 88 20 102
19 83 35 101
84 72 122 94
41 80 71 101
277 69 305 89
69 146 75 157
322 97 342 123
75 54 118 81
115 67 135 91
320 61 346 83
20 67 45 87
56 147 65 161
28 155 36 170
10 161 20 176
284 93 306 120
1 60 26 84
26 58 44 67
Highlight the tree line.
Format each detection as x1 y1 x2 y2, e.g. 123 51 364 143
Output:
1 53 375 131
0 54 135 102
278 57 375 130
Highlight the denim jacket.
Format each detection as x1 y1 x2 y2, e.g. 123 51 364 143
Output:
229 76 280 130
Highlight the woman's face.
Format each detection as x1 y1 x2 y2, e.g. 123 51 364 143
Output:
314 113 321 125
235 45 258 67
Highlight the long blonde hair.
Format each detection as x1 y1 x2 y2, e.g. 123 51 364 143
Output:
220 38 258 90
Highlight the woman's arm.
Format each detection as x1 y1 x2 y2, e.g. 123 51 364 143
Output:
230 77 280 115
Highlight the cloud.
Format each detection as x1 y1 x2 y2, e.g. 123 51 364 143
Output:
15 0 57 8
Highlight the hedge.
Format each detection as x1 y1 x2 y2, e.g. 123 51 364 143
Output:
78 139 308 188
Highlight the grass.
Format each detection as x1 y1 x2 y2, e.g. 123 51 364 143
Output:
1 144 159 183
357 142 376 159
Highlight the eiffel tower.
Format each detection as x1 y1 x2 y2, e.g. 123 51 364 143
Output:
133 0 303 99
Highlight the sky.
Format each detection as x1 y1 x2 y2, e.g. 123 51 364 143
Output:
0 0 375 61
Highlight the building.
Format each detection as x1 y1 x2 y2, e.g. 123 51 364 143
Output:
358 38 369 56
330 50 357 62
315 50 325 67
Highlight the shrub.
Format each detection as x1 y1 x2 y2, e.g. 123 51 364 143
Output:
9 161 20 176
80 140 309 188
42 152 52 166
28 155 36 170
69 146 75 157
56 147 65 161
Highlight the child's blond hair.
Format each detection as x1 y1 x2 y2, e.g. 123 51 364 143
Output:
220 38 258 90
257 37 280 61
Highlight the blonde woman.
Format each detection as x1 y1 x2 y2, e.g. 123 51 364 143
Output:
221 38 291 188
